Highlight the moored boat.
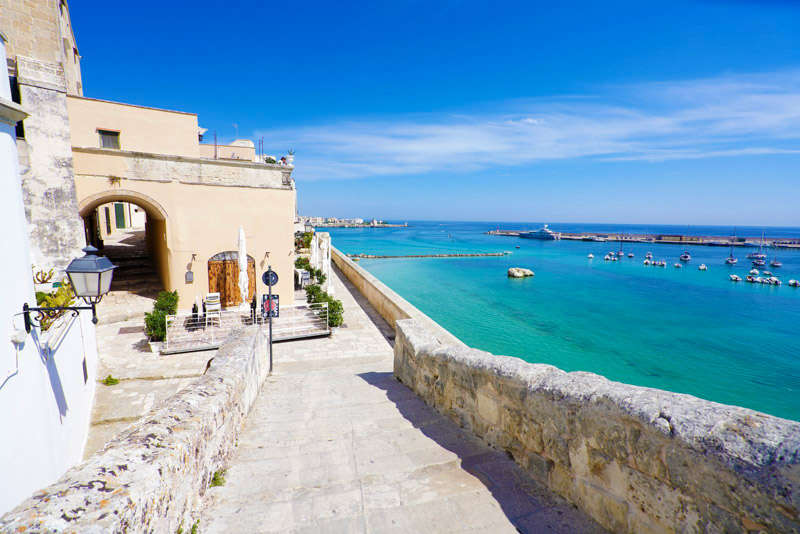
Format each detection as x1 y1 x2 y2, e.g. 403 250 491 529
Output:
789 279 800 287
588 253 594 259
699 264 708 271
730 274 741 282
680 251 691 262
519 224 560 240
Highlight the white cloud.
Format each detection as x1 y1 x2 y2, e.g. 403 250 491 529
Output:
256 71 800 180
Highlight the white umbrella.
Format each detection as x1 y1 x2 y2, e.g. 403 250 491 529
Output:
237 225 249 307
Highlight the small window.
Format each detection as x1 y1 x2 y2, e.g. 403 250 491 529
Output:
98 130 120 149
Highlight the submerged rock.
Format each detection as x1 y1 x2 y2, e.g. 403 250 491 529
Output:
508 267 534 278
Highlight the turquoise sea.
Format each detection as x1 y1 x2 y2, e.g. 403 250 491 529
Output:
326 221 800 422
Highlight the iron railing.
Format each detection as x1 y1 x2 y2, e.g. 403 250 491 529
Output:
163 302 329 354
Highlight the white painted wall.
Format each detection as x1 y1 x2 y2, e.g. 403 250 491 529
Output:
0 34 98 515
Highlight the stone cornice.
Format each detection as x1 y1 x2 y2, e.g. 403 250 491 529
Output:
0 97 28 126
72 145 294 173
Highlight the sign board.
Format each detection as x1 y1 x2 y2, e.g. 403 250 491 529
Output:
261 294 279 318
262 270 279 287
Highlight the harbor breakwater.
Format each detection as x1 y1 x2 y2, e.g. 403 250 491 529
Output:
333 247 800 533
347 252 506 259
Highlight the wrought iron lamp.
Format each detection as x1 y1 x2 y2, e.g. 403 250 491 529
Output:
22 246 117 333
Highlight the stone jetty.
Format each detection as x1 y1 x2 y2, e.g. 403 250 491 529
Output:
348 252 506 259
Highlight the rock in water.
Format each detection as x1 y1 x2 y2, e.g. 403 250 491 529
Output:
508 267 534 278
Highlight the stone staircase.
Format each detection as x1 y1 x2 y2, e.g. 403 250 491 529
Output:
95 231 163 325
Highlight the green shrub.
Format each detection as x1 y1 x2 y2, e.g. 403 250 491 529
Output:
305 284 323 303
154 290 179 315
327 297 344 327
294 257 310 270
145 309 167 341
145 291 179 340
35 291 49 305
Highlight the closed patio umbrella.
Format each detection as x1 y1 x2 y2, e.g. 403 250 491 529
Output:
237 226 249 310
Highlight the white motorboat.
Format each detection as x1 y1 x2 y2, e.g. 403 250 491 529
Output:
604 255 611 261
789 279 800 287
698 264 708 271
749 269 759 275
628 253 634 258
588 253 594 259
764 270 772 276
643 259 651 265
674 263 682 268
752 259 766 267
730 275 741 282
645 252 653 259
770 277 782 286
659 260 667 266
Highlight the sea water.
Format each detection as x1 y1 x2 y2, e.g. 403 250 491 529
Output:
326 221 800 421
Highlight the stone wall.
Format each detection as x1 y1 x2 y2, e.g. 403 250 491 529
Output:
331 247 464 347
72 146 294 190
14 56 86 273
0 326 269 533
394 319 800 533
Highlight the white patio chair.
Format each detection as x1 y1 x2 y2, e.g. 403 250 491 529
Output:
205 292 222 328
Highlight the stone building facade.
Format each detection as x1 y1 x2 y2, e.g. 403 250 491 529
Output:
1 0 86 273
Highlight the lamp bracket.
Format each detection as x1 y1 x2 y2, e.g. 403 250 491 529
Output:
22 302 98 333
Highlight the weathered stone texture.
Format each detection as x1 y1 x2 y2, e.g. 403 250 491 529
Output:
0 326 268 533
17 79 85 272
394 319 800 533
73 146 294 190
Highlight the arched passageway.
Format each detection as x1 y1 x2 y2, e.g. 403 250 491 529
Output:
78 190 170 303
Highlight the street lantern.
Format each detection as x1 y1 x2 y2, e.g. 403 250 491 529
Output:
304 222 313 233
23 246 117 333
65 246 116 304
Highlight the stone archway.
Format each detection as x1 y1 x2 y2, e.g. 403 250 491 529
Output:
77 190 171 308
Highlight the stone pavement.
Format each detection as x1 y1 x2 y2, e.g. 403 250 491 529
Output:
85 318 216 458
200 267 604 533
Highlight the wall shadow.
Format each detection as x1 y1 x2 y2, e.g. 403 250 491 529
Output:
356 371 606 534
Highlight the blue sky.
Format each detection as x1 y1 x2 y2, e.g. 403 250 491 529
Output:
72 1 800 225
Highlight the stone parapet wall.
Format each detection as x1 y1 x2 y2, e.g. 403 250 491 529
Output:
331 247 464 347
394 319 800 533
0 326 268 533
72 146 294 190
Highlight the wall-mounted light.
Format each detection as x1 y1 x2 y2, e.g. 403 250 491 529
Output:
22 246 117 333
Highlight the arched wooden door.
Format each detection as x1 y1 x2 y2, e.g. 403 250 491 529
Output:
208 251 256 307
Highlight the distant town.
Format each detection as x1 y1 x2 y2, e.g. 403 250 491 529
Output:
298 215 408 228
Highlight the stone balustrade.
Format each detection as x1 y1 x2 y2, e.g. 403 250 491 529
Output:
394 318 800 533
72 146 294 190
0 326 268 533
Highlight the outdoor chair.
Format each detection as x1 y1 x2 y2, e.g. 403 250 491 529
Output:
205 292 222 328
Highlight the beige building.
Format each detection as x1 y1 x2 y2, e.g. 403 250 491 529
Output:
68 95 297 307
3 0 297 309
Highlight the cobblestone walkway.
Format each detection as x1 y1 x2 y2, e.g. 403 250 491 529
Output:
85 321 215 458
200 267 604 533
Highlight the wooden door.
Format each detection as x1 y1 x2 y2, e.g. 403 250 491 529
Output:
208 258 256 307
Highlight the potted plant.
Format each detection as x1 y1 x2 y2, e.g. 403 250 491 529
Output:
286 149 295 165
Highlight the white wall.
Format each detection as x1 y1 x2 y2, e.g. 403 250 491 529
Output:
0 34 98 515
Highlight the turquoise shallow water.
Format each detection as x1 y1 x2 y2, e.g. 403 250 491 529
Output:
327 222 800 421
